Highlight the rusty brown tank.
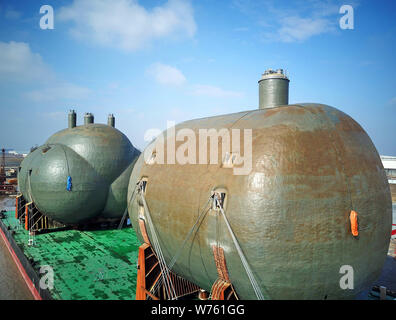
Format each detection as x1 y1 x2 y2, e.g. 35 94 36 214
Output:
127 71 392 300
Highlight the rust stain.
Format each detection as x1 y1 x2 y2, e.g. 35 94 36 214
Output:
263 105 306 118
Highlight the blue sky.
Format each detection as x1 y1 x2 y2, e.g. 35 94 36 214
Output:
0 0 395 155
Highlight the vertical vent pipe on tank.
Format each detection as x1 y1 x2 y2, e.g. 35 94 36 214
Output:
68 110 76 128
84 112 94 125
258 69 289 109
108 114 115 127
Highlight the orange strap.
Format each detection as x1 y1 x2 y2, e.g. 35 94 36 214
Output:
350 210 358 237
138 218 151 245
212 245 230 282
15 197 18 219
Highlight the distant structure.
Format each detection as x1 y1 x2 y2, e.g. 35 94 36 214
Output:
0 148 17 194
381 155 396 184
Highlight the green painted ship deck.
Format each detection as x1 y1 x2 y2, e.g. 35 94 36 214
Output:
0 210 140 300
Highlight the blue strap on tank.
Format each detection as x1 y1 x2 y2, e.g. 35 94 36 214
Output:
67 176 72 191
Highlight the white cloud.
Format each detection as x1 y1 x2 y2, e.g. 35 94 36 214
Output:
276 16 334 42
234 0 344 43
146 63 186 86
0 41 53 82
192 85 243 98
146 63 244 99
25 83 91 102
0 41 90 102
58 0 196 51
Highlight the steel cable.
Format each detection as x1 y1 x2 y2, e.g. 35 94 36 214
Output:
213 194 265 300
149 197 212 296
139 183 177 300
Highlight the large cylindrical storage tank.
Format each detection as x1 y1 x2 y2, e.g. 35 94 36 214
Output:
127 103 392 299
18 113 140 225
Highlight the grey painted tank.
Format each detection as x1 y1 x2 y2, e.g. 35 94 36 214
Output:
127 72 392 299
258 69 289 109
19 113 140 225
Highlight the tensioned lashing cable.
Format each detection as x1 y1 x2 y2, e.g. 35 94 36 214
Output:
149 197 212 296
213 193 265 300
138 181 177 300
117 185 137 230
137 182 265 300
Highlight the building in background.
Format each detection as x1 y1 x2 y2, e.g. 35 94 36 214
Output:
381 155 396 184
